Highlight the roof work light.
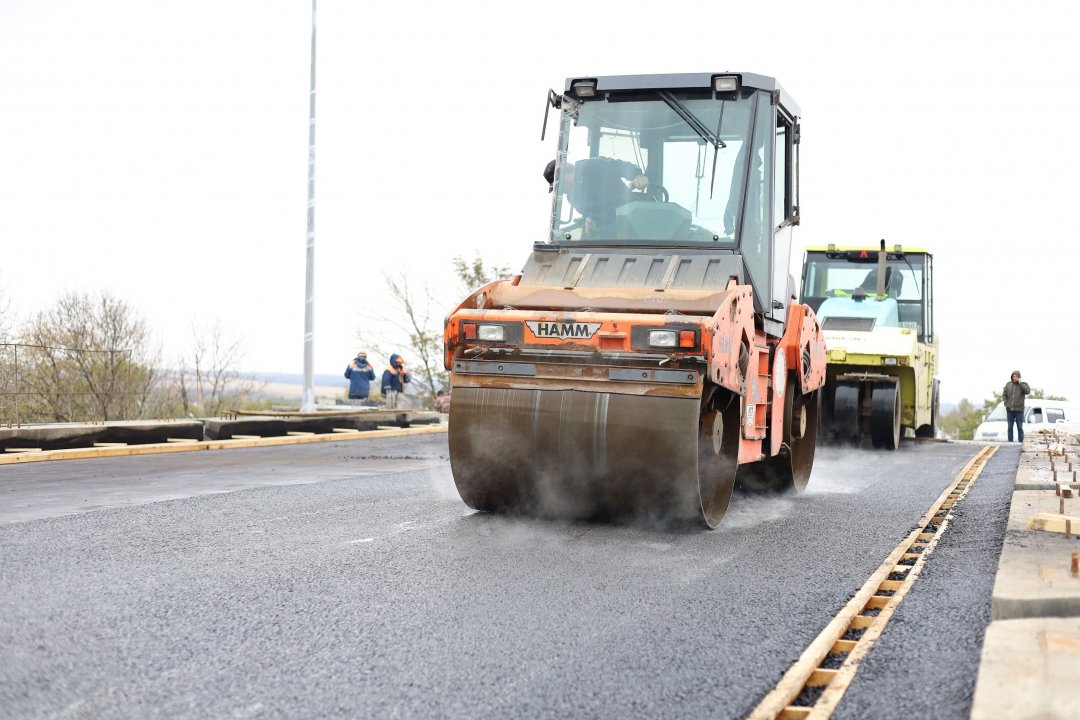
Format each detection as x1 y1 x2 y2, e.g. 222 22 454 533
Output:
712 75 739 92
570 80 597 97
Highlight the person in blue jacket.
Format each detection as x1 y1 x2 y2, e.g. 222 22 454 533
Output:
381 353 410 408
344 351 376 400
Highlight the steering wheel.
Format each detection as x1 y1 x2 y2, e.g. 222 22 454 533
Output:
629 183 669 203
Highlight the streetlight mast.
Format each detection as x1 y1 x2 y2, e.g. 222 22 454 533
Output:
300 0 317 412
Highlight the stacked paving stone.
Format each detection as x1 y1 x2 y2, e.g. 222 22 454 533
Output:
971 431 1080 719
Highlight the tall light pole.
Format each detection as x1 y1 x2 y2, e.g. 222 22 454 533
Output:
300 0 317 412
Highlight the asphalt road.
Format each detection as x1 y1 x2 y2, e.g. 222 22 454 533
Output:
0 434 450 524
0 434 1018 719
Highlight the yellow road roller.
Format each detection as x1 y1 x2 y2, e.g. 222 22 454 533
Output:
800 241 939 449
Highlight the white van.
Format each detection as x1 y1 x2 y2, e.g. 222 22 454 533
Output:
974 398 1080 441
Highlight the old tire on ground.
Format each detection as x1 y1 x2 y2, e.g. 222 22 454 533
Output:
448 386 737 528
871 382 901 450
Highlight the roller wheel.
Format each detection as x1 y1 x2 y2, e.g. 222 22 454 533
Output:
871 382 901 450
697 392 740 527
447 389 536 513
830 384 861 446
738 380 820 494
785 385 820 491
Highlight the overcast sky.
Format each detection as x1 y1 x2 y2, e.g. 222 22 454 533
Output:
2 0 1078 403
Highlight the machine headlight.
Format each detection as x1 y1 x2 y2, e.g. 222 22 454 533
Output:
649 330 678 348
713 75 739 92
477 324 506 342
883 357 898 366
571 80 597 97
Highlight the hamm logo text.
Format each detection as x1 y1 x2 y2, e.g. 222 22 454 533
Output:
526 321 602 339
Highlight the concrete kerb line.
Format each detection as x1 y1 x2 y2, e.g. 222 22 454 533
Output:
0 423 448 465
970 431 1080 720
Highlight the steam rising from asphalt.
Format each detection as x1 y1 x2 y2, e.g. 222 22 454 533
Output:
449 417 729 532
450 408 671 529
426 465 462 502
803 445 915 495
720 495 798 529
446 392 898 531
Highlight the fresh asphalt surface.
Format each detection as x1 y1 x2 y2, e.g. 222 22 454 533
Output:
834 442 1020 720
0 432 1018 719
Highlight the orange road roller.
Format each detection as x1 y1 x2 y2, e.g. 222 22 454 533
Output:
444 72 827 528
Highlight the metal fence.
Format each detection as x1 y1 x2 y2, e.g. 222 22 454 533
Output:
0 343 139 427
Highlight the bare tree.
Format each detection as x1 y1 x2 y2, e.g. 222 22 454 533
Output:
357 273 447 407
0 281 12 342
0 282 15 424
18 291 160 422
357 255 514 409
176 322 261 417
452 253 513 294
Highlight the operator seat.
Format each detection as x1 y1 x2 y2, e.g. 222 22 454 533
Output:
886 268 903 297
859 267 903 297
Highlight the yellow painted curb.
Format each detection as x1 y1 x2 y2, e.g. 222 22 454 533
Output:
0 423 448 465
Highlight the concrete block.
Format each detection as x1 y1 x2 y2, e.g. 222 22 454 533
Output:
971 617 1080 720
201 411 440 440
0 420 204 451
992 489 1080 620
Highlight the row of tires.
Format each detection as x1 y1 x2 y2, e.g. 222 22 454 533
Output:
822 381 938 450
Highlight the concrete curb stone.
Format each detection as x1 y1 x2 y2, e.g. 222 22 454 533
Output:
971 433 1080 719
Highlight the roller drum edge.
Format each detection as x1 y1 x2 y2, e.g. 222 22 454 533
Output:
448 386 728 527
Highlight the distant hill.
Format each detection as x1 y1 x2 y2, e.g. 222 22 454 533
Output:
253 372 345 387
248 372 346 401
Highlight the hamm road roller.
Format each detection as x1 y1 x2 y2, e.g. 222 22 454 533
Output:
444 72 827 528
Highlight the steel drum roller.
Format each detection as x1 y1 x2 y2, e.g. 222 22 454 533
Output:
449 387 737 526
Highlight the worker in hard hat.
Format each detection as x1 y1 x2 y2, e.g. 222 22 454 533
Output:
381 354 410 409
345 351 376 400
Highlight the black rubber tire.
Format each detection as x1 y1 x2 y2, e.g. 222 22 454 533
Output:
831 384 861 446
871 382 901 450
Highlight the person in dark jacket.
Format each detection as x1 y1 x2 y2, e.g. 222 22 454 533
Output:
344 351 376 400
381 353 410 408
1003 370 1031 442
544 159 557 192
560 158 648 237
